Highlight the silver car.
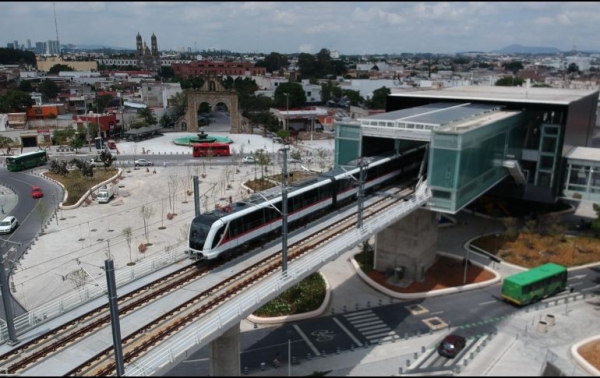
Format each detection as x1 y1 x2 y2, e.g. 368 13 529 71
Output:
0 216 18 234
134 159 154 167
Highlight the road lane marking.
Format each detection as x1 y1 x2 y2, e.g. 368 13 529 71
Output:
351 319 383 326
293 324 320 356
581 284 600 292
479 300 497 306
333 317 363 347
430 311 445 315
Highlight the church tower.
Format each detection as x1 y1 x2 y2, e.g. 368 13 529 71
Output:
151 33 158 57
136 32 143 56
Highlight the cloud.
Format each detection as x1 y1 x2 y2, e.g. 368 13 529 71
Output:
298 44 313 54
2 2 599 54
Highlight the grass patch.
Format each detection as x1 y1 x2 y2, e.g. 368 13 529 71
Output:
44 168 119 206
252 272 326 317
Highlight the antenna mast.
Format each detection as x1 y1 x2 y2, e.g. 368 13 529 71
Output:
53 2 60 56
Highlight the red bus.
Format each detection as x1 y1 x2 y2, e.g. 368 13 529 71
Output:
192 142 231 157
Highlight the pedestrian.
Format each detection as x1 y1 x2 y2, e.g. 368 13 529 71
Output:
163 161 166 168
273 353 280 368
248 139 250 144
1 205 4 214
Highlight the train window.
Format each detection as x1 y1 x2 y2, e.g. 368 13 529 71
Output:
212 225 225 249
230 218 244 238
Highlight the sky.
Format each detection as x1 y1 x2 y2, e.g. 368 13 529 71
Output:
2 2 600 55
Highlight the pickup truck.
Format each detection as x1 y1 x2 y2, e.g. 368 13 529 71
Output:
97 185 117 203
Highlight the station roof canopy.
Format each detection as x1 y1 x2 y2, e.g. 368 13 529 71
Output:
390 85 599 106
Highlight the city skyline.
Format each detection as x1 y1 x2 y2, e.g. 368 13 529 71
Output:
2 2 600 55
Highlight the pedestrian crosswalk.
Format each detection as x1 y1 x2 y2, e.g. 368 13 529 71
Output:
343 309 398 344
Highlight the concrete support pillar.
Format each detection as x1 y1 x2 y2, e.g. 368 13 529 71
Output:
209 323 241 376
374 209 438 284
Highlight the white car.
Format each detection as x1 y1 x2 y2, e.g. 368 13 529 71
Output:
0 216 18 234
134 159 154 167
242 156 256 164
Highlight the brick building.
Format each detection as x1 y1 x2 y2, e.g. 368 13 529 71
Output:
171 60 266 79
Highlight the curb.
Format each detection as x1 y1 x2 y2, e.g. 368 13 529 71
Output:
571 335 600 376
350 251 501 300
246 271 331 324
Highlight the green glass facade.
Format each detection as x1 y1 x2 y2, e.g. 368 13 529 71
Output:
428 112 528 213
335 123 361 165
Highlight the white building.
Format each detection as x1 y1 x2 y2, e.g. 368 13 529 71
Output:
140 82 183 108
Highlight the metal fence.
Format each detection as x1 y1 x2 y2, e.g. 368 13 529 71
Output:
124 182 432 376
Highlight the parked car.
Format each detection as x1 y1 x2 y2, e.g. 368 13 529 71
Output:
0 216 18 234
437 334 466 358
134 159 154 167
89 158 103 167
242 156 256 164
31 186 44 199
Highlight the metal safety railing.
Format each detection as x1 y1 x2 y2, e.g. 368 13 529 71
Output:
124 182 432 376
0 246 185 344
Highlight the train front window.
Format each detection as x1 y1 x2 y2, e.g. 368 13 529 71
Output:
190 219 212 250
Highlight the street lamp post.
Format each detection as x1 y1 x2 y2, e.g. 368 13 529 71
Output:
283 93 289 132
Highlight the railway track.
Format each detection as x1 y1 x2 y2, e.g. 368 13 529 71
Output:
2 183 415 376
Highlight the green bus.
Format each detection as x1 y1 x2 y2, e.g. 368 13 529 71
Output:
6 149 48 172
501 262 567 306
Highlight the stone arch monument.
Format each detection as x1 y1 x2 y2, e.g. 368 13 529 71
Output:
185 74 249 134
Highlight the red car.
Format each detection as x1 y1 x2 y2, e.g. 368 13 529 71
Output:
31 186 44 199
437 334 466 358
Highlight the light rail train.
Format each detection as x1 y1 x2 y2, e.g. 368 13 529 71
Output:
186 147 426 261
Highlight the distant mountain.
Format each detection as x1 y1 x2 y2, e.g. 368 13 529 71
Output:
493 44 562 55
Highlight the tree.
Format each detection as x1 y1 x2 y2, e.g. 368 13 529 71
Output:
18 80 34 92
342 89 362 106
159 66 175 80
177 75 204 90
368 86 391 109
567 63 580 74
274 82 306 109
99 149 116 169
169 91 188 122
255 52 289 73
159 113 172 127
122 226 133 264
297 52 318 79
137 107 157 126
48 64 75 74
0 135 15 155
494 76 525 86
140 204 156 244
502 61 524 74
95 94 114 114
0 47 36 66
38 80 60 101
255 149 271 179
0 89 35 112
69 138 83 153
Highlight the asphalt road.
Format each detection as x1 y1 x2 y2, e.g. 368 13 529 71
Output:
163 266 599 376
0 168 63 316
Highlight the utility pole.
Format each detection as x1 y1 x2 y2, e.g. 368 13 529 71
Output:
281 144 290 274
356 158 367 229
